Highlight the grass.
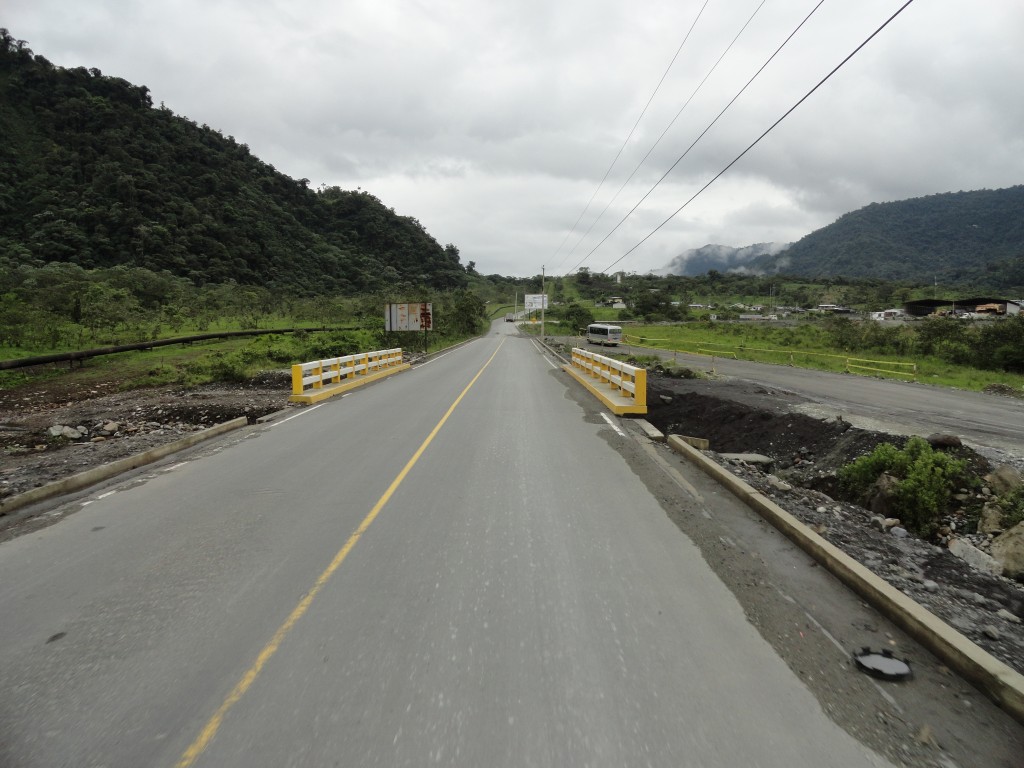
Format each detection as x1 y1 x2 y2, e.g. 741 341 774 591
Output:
0 330 382 393
544 319 1024 393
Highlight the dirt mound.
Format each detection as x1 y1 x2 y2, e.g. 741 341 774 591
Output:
647 380 900 473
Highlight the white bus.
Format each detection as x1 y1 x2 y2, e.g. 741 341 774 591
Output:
586 323 623 346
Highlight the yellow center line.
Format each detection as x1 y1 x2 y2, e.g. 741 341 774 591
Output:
175 338 505 767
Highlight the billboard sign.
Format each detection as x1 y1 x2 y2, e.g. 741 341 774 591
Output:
385 303 433 332
524 294 548 310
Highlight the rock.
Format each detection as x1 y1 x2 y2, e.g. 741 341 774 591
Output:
948 538 1003 576
90 436 106 443
997 608 1021 624
47 425 65 437
870 516 887 533
720 453 773 467
985 464 1023 496
983 625 1001 641
61 426 84 440
767 475 792 492
659 395 673 404
978 502 1005 535
890 527 909 539
922 579 939 593
868 473 901 517
883 517 901 531
927 433 962 448
990 522 1024 580
102 421 121 434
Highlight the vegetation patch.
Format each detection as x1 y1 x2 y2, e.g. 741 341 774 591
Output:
838 437 971 538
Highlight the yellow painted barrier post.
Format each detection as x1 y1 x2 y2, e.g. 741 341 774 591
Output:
313 361 324 390
633 367 647 408
291 364 303 396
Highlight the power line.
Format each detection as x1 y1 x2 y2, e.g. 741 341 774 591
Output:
563 0 771 275
601 0 918 274
571 0 826 274
550 0 712 271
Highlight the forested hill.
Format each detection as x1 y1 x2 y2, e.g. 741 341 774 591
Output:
0 31 467 294
750 187 1024 288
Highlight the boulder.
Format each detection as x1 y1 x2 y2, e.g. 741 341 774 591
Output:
927 433 962 448
991 522 1024 580
978 502 1005 535
868 473 901 517
948 538 1003 576
985 464 1022 496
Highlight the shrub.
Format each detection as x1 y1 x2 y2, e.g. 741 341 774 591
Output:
1002 487 1024 529
839 436 969 538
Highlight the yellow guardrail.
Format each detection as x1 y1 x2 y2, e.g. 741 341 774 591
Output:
290 348 410 403
565 347 647 415
623 334 917 380
846 357 917 378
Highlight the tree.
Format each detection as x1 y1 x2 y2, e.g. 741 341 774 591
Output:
558 302 594 333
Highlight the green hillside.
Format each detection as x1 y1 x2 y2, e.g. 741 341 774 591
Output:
752 187 1024 289
0 30 467 295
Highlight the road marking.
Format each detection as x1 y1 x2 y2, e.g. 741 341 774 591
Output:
600 412 626 437
175 338 505 768
413 340 477 368
266 403 325 428
162 463 188 473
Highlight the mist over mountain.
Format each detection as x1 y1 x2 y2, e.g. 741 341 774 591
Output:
661 187 1024 291
660 242 790 276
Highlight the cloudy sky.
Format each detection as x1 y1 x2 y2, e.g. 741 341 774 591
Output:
6 1 1023 277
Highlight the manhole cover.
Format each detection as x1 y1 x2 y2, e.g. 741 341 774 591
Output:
853 647 912 681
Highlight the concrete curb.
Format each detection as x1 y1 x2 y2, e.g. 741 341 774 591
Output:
665 434 1024 726
0 417 249 518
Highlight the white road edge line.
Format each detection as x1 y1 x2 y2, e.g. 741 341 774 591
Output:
600 412 626 437
415 338 481 369
530 339 560 368
267 403 325 427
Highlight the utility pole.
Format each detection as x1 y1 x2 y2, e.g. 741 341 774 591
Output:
541 265 546 338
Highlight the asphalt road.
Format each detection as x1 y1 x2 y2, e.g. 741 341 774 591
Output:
608 338 1024 458
0 322 958 767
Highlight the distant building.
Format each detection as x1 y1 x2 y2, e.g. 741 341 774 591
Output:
903 298 1022 317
